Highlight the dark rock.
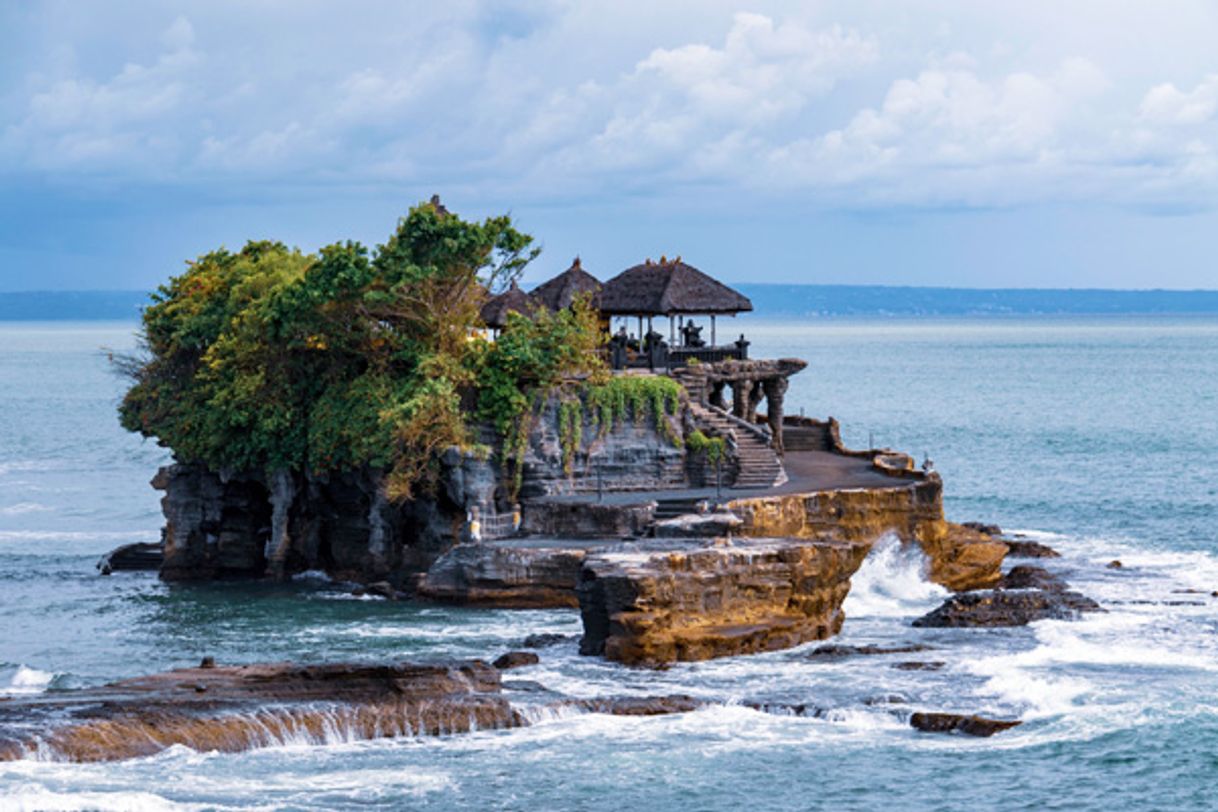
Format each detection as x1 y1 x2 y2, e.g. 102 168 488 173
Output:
744 702 826 717
96 542 163 575
362 581 399 600
862 694 909 706
913 589 1101 628
199 656 215 669
520 500 656 539
521 633 576 649
493 651 540 670
1107 560 1123 569
1000 565 1069 592
501 680 550 693
892 661 946 671
418 542 592 608
910 712 1022 737
961 522 1003 537
807 643 933 660
1004 540 1061 559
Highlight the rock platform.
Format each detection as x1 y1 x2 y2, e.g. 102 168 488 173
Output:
576 536 872 666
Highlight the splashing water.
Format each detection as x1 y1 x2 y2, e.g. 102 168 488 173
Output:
842 533 948 619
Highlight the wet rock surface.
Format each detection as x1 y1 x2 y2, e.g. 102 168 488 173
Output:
521 633 577 649
1004 539 1062 558
913 588 1102 628
807 643 933 660
577 536 871 666
910 712 1022 737
0 660 515 763
493 651 540 670
1000 565 1070 592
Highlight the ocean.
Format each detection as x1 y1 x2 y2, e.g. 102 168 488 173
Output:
2 317 1217 811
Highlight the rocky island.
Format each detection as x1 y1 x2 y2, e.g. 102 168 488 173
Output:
33 197 1094 762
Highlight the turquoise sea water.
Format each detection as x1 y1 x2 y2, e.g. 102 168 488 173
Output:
2 318 1218 811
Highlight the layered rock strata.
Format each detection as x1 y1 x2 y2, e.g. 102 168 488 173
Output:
727 480 1007 592
576 537 871 666
0 660 515 763
419 541 595 608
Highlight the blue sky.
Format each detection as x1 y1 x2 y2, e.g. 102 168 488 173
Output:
2 0 1217 291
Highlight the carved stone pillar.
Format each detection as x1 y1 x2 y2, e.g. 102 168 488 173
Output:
763 376 789 454
731 381 748 419
746 380 765 422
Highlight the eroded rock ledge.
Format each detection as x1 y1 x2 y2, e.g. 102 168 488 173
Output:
576 537 872 666
0 660 514 763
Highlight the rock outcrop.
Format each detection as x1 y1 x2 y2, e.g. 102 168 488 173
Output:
1005 539 1062 558
154 447 498 584
576 537 871 666
0 660 515 763
910 712 1022 737
727 481 1007 592
913 589 1102 628
418 541 597 608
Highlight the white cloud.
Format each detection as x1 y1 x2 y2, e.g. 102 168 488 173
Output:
2 2 1218 209
1140 75 1218 126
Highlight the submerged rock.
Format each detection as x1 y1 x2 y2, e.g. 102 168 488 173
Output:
566 695 705 716
913 589 1101 628
910 712 1022 737
961 522 1003 537
493 651 540 670
1004 540 1062 559
577 536 871 666
0 660 515 763
807 643 933 660
521 633 577 649
891 661 946 671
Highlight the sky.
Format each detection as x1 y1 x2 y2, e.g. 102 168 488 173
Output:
1 0 1217 291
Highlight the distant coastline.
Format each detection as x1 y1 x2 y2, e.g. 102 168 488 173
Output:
5 285 1218 321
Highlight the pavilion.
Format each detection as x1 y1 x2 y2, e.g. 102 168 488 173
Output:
598 256 753 364
479 281 534 336
529 257 601 312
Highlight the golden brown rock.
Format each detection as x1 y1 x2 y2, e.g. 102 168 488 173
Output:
0 660 517 763
727 482 1006 593
577 537 871 666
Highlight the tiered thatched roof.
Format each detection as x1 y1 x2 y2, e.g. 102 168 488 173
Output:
529 257 601 311
479 281 533 329
599 257 753 316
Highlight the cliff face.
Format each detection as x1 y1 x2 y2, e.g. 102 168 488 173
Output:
727 479 1007 592
155 448 498 583
518 397 687 498
576 537 871 666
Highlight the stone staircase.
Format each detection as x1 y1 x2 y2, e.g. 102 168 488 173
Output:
689 403 785 490
654 497 703 520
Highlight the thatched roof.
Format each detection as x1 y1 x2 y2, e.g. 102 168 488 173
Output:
479 281 534 329
529 257 601 311
599 257 753 316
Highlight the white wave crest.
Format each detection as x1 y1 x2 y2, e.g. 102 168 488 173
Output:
1 665 56 696
843 533 948 618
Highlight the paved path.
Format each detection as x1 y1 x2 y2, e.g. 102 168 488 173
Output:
536 450 912 506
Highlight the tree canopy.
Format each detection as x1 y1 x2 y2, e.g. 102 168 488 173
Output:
119 198 601 499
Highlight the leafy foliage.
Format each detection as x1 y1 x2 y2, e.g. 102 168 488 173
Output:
118 199 540 499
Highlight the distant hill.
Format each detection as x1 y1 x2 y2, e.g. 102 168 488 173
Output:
0 291 149 321
736 284 1218 316
4 286 1218 320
